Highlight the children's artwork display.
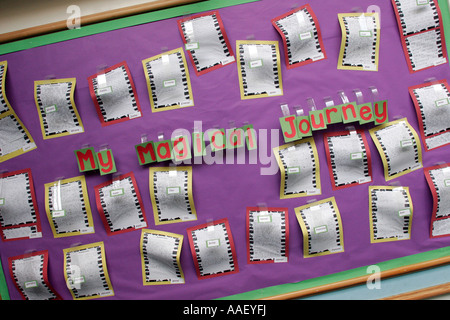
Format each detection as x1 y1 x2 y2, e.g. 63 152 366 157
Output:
323 129 372 190
187 218 239 279
338 12 381 71
409 79 450 150
142 48 194 112
34 78 84 139
149 166 196 225
44 176 95 238
369 186 413 243
236 40 283 99
273 137 321 199
272 4 326 69
424 163 450 238
140 229 185 285
94 172 148 235
0 169 42 241
8 250 61 300
246 207 289 263
294 197 344 258
1 0 450 301
177 11 235 75
63 242 114 300
369 118 423 181
87 61 142 126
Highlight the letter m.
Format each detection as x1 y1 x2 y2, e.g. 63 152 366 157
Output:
74 147 98 172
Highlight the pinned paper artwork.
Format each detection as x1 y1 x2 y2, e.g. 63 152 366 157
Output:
88 61 142 126
0 111 37 163
63 242 114 300
236 40 283 99
424 164 450 238
140 229 185 285
272 4 326 69
294 197 344 258
369 186 413 243
149 166 196 225
187 218 239 279
142 48 194 112
94 172 148 235
409 79 450 150
246 207 289 264
337 12 380 71
323 129 372 190
0 169 42 241
44 176 95 238
391 0 447 72
273 137 321 199
178 11 235 76
8 250 61 300
369 118 422 181
34 78 84 139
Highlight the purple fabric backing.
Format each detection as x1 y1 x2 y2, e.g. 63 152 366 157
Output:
1 0 450 300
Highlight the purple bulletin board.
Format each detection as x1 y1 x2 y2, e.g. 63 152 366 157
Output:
1 0 450 300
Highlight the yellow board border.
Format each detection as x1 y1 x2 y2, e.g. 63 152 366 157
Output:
368 185 414 243
149 166 197 225
337 12 381 71
33 78 84 140
294 196 345 258
63 241 114 300
142 47 194 113
369 117 423 181
236 40 283 100
140 229 185 285
273 137 321 199
44 175 95 238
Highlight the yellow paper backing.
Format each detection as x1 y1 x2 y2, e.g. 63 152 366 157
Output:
273 137 321 199
63 241 114 300
149 166 197 225
369 117 423 181
236 40 283 100
44 175 95 238
142 47 194 112
33 78 84 140
294 196 345 258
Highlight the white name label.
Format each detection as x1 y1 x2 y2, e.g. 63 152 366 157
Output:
110 189 124 197
163 79 176 88
97 86 113 95
167 187 180 195
350 152 363 160
398 209 411 217
435 98 449 107
359 30 372 37
45 105 57 114
287 167 300 174
314 225 328 234
400 139 413 147
206 239 220 247
249 59 263 68
24 280 38 288
52 210 65 218
299 31 312 40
